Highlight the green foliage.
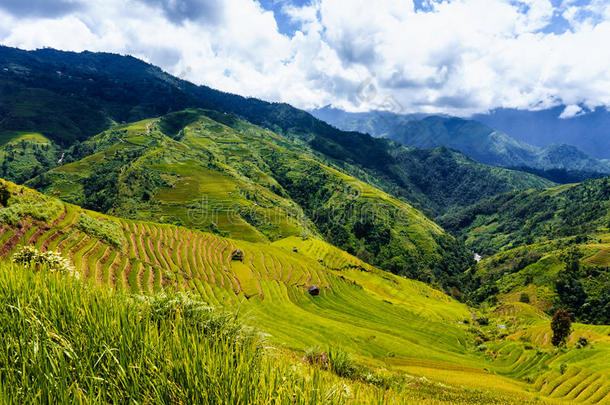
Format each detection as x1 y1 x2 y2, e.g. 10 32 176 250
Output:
12 245 77 277
440 178 610 255
328 347 360 379
76 213 124 248
576 336 589 348
0 187 63 226
158 110 201 138
552 248 610 324
387 146 554 216
519 293 530 303
0 181 10 206
442 178 610 323
551 309 572 347
0 132 60 184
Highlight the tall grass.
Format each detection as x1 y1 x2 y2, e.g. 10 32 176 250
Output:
0 263 550 404
0 262 359 404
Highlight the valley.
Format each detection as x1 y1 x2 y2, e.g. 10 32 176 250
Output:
1 179 610 403
0 46 608 404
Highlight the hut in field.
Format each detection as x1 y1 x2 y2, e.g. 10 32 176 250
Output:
231 249 244 261
308 285 320 296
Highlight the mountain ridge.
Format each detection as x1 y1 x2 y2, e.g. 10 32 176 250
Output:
0 45 553 218
310 107 610 175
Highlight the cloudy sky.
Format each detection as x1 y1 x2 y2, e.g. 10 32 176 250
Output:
0 0 608 117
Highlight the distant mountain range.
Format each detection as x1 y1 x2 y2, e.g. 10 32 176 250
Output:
473 106 610 160
311 107 610 176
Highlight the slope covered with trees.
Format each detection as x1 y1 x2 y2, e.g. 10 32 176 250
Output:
1 46 552 217
26 111 472 288
439 178 610 325
311 107 610 177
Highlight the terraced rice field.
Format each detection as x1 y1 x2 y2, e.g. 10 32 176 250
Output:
585 247 610 266
0 203 331 300
1 196 609 403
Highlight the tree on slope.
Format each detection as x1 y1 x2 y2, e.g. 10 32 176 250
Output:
551 309 572 347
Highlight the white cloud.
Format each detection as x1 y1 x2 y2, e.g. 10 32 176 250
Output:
0 0 608 116
559 104 584 119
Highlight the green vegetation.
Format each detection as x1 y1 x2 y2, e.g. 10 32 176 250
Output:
387 146 554 215
440 178 610 254
312 109 610 175
32 112 472 289
0 181 608 403
0 179 63 226
0 131 60 184
76 212 124 248
551 309 572 347
441 178 610 324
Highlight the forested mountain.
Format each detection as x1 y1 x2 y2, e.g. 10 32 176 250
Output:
0 46 551 217
311 107 610 177
439 177 610 255
473 106 610 160
439 177 610 324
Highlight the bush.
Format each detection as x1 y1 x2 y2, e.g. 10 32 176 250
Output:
328 347 359 378
77 213 124 248
577 336 589 348
519 293 530 303
0 182 10 206
0 192 63 226
12 245 78 278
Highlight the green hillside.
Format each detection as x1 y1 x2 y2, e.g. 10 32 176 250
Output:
388 146 553 214
28 110 472 288
1 46 553 218
1 179 609 403
439 178 610 324
0 131 60 184
440 178 610 255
